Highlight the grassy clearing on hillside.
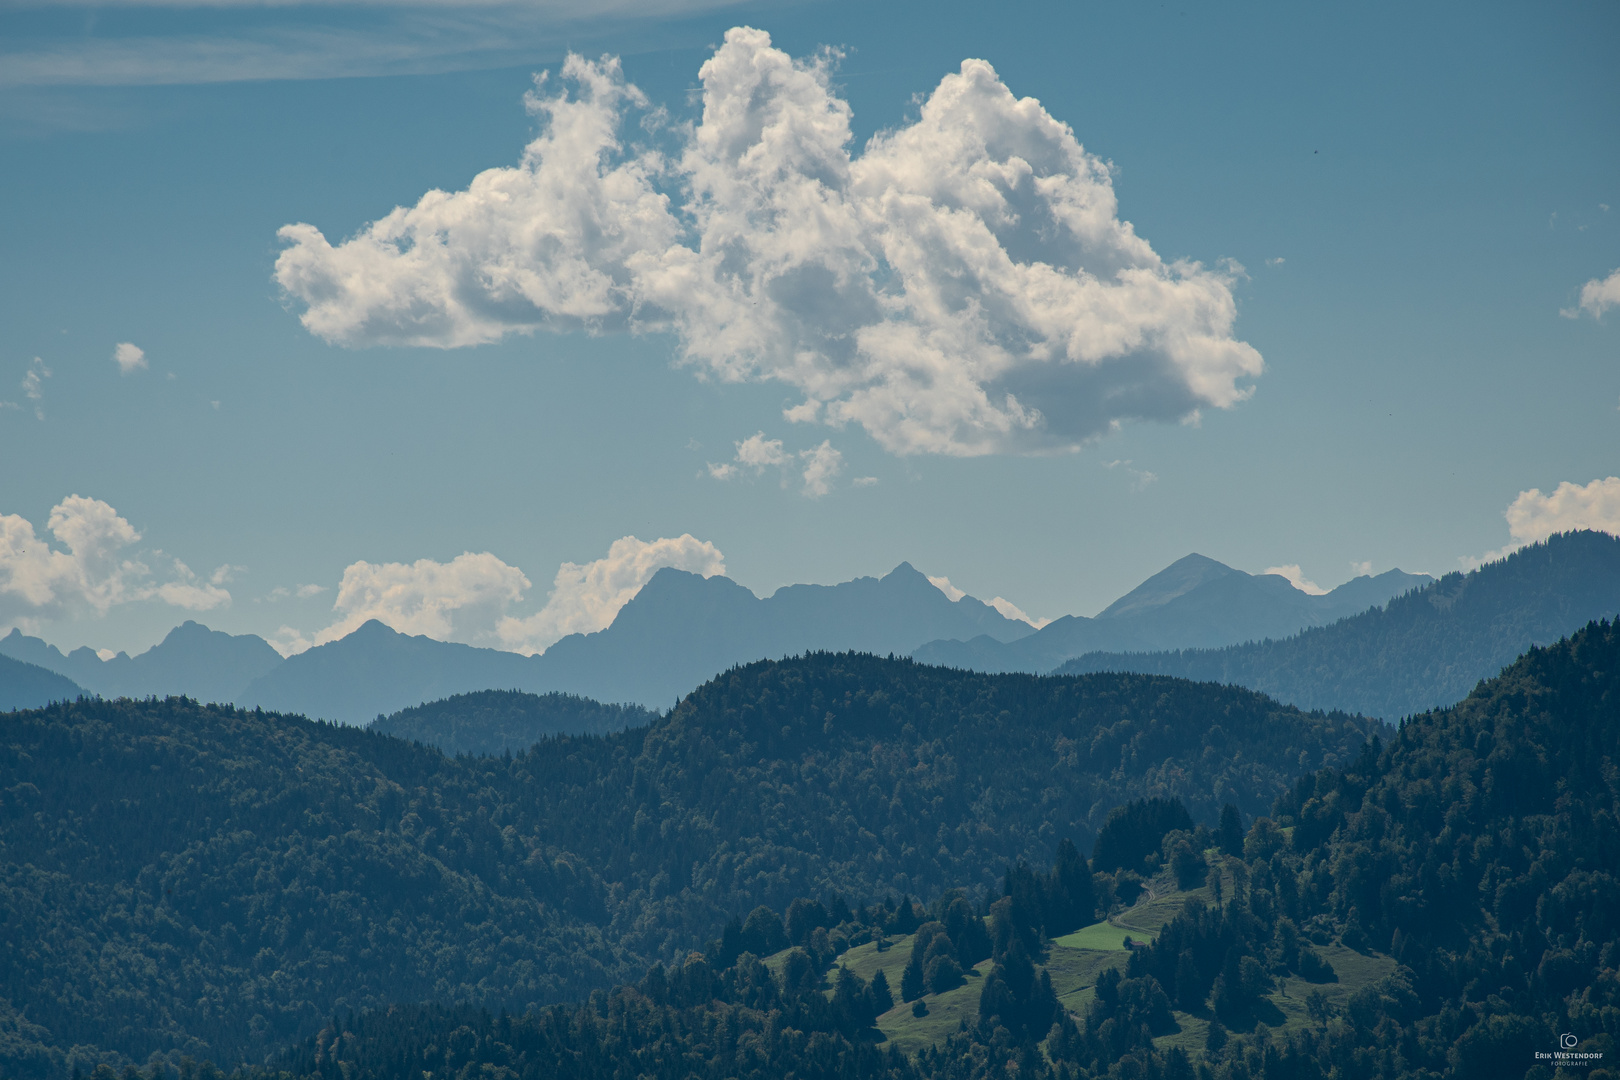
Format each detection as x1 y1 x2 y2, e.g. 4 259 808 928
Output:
1046 944 1128 1014
874 960 995 1052
1150 944 1398 1055
1117 885 1212 935
803 884 1388 1060
819 933 996 1053
829 934 915 991
1051 921 1137 951
1265 946 1397 1034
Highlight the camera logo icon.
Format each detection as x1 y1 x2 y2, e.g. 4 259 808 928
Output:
1560 1033 1579 1050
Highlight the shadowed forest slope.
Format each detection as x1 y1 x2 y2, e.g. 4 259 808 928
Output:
368 689 657 754
0 655 1380 1074
1057 530 1620 718
225 620 1620 1080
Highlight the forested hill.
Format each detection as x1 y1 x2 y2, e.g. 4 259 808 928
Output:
0 655 1380 1075
0 653 83 711
1057 529 1620 718
368 689 657 754
237 620 1620 1080
577 655 1380 910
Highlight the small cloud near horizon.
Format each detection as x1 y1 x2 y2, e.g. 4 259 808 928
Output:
270 534 729 657
928 573 1050 628
1263 563 1327 595
1461 476 1620 570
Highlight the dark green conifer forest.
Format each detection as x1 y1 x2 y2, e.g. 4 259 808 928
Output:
3 621 1616 1079
368 688 656 754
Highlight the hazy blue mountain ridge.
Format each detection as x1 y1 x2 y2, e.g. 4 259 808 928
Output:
1055 529 1620 719
0 654 84 711
243 562 1039 720
240 619 533 722
0 620 283 703
913 556 1432 673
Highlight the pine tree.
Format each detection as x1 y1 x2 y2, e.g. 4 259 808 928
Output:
1218 803 1243 857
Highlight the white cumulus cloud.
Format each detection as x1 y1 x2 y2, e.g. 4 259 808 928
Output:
276 28 1262 457
797 441 842 497
268 625 314 657
496 534 725 652
0 495 230 633
295 534 727 655
1459 476 1620 570
154 558 232 611
1504 477 1620 545
1563 269 1620 319
113 342 148 374
314 551 531 647
708 430 843 497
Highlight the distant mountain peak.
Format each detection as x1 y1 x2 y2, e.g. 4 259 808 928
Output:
1096 553 1240 620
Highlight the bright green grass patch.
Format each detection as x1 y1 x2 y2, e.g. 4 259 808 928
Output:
1051 921 1144 951
875 960 993 1053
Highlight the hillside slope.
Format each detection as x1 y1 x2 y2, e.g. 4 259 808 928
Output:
236 619 1620 1080
0 656 1378 1074
1057 529 1620 718
0 653 83 711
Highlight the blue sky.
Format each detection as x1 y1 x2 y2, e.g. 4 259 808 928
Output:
2 0 1617 657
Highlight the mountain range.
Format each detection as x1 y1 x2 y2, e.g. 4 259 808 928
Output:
13 554 1365 721
911 557 1431 672
3 561 1030 719
0 620 282 705
8 536 1615 724
1055 529 1620 718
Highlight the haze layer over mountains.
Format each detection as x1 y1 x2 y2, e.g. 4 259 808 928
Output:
4 531 1618 722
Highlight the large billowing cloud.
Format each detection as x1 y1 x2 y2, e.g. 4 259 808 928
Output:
1505 477 1620 545
495 533 725 652
1461 476 1620 570
0 495 230 633
276 27 1262 457
314 551 533 646
296 533 726 656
